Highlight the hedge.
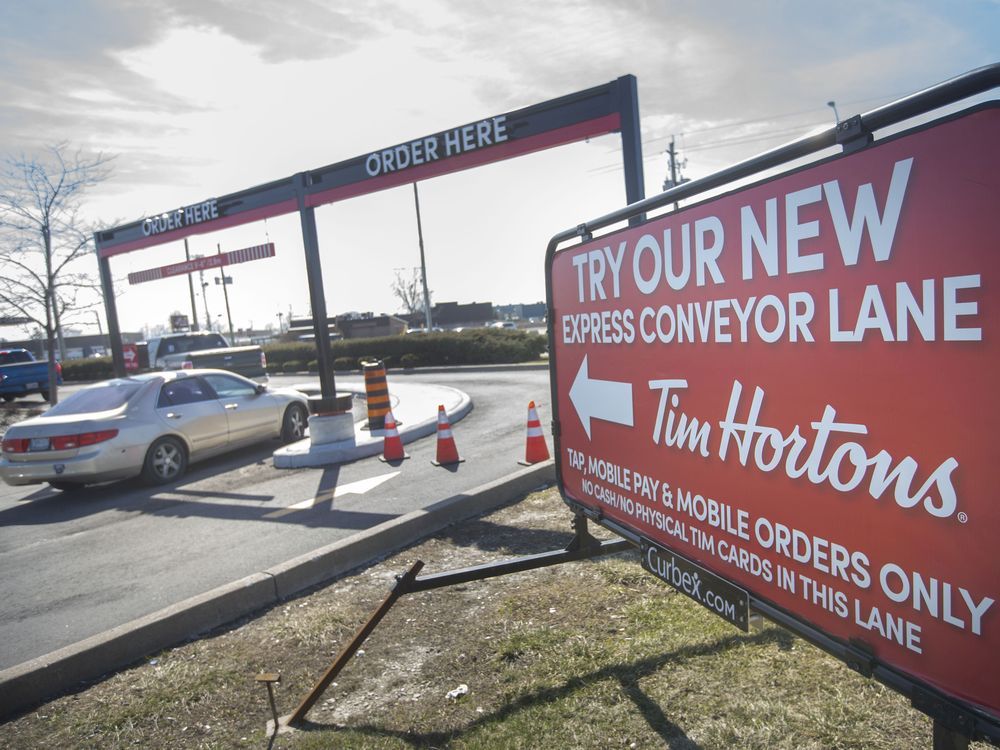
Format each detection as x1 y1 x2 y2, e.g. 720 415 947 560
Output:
60 329 547 381
61 356 115 382
262 329 546 370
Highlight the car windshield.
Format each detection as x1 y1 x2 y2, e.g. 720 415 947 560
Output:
160 334 227 355
43 380 146 416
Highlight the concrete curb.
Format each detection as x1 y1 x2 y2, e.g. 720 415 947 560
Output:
265 459 555 600
0 460 556 719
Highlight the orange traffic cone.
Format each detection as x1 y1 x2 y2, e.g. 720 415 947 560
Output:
519 400 551 465
432 404 464 466
379 410 409 463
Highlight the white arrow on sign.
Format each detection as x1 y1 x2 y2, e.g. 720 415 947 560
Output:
263 471 399 519
569 355 634 439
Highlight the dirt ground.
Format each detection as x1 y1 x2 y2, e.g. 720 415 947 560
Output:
2 468 993 749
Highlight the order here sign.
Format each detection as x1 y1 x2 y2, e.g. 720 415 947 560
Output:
548 106 999 719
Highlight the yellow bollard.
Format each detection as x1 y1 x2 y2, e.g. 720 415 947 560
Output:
362 359 391 430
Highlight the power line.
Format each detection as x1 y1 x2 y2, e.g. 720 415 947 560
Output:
682 121 827 152
587 118 828 178
640 89 911 147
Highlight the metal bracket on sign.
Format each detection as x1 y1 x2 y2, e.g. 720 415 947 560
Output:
576 223 592 242
844 637 876 677
911 686 976 745
835 115 874 155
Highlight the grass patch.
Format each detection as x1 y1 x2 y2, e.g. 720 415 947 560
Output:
0 488 990 749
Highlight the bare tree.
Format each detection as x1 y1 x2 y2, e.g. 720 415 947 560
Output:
392 267 431 318
0 142 113 403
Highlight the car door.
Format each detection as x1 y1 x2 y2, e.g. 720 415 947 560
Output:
154 377 229 455
201 372 277 446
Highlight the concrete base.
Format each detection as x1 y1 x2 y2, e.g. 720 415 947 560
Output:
274 383 472 469
308 412 355 445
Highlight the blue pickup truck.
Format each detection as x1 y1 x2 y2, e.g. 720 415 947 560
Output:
0 349 61 402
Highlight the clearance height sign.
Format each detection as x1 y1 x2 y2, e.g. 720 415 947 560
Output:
548 107 999 719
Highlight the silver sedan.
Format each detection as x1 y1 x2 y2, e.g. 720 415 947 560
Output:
0 369 310 490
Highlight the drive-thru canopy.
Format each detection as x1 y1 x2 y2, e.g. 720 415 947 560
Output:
95 76 645 401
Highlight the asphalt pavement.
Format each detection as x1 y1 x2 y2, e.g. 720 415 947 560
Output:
0 365 555 718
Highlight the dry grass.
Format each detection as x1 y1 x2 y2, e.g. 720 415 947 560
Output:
0 487 992 749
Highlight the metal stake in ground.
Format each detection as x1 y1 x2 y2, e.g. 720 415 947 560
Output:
283 561 425 727
278 513 630 730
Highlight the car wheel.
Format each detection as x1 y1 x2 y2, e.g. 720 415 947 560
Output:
2 394 15 402
40 391 50 402
281 403 308 443
49 481 86 492
142 436 188 485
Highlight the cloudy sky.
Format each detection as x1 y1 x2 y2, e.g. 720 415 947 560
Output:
1 0 996 336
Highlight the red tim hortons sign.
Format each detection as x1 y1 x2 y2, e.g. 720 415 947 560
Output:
548 107 999 719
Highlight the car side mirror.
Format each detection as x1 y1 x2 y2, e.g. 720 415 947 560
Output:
255 384 267 395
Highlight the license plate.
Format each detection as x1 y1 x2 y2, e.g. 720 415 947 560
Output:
29 437 50 451
26 382 38 389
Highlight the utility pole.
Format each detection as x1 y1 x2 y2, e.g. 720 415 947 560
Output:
413 183 433 330
199 266 211 329
184 238 200 331
663 137 689 209
216 243 235 341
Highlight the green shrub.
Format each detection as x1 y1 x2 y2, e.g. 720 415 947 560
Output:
306 360 318 372
261 329 547 372
282 360 304 373
333 357 355 371
262 342 317 368
61 357 115 382
400 353 420 369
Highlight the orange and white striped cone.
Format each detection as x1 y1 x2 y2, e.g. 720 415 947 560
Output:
519 400 551 465
378 410 409 463
432 404 464 466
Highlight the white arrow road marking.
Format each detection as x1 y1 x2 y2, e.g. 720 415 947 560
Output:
263 471 399 519
569 355 634 439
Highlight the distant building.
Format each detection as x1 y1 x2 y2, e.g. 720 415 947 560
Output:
286 314 407 340
336 314 407 339
409 301 494 329
287 316 341 341
495 302 546 321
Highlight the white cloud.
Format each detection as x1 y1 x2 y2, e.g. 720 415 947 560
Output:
1 0 996 334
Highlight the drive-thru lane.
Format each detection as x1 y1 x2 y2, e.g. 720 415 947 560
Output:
0 368 552 670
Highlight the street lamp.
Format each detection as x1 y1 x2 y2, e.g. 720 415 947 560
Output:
827 100 841 124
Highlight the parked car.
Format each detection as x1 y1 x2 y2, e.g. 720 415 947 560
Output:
0 349 61 402
147 332 267 382
490 321 517 330
0 369 309 491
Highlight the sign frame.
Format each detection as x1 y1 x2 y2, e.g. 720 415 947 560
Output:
545 64 1000 745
